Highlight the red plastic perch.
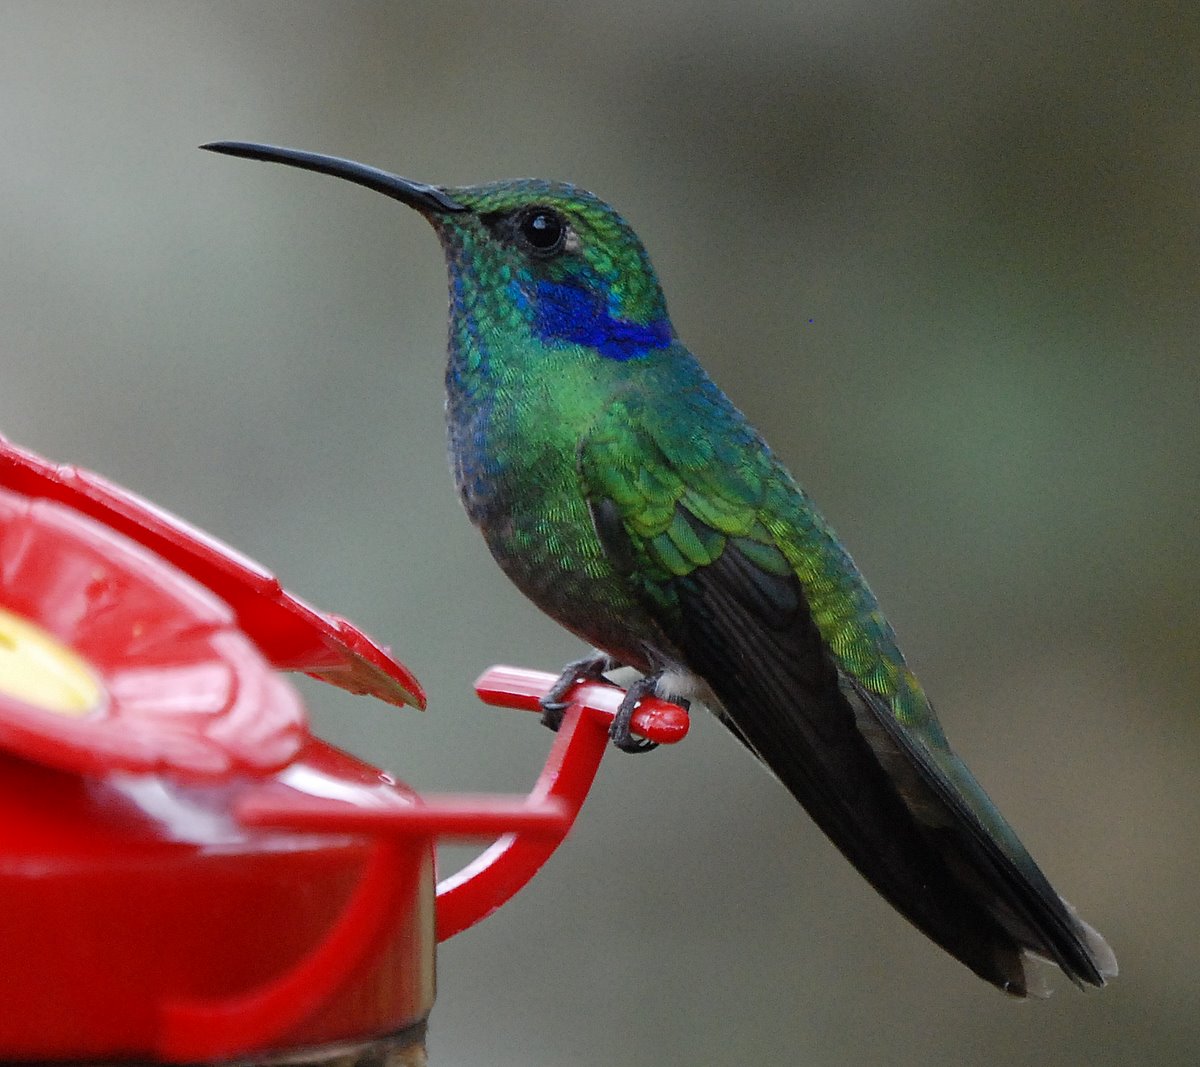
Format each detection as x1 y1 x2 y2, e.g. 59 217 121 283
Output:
435 665 690 941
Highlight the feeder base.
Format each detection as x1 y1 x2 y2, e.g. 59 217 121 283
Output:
1 1020 429 1067
239 1022 428 1067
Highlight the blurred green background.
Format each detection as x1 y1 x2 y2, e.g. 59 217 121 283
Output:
2 2 1196 1064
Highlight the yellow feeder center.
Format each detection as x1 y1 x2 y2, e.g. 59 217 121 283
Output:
0 608 101 716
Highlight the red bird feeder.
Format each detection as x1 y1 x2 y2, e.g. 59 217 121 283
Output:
0 436 689 1065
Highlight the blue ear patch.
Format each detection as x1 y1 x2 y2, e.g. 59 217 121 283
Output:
531 280 671 361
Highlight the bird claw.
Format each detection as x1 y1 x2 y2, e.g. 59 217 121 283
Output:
539 699 568 732
610 722 659 754
608 675 663 754
538 653 615 732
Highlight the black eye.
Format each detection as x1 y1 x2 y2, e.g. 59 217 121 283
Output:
517 208 567 254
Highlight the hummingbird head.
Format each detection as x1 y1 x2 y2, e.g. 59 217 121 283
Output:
201 142 673 363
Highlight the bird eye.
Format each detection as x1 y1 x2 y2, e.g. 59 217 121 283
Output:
517 207 567 255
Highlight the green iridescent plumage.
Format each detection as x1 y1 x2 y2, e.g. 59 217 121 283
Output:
205 141 1116 998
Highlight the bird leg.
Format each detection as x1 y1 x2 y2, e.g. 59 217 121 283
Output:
539 652 617 731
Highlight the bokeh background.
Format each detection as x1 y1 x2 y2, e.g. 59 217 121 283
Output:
2 3 1196 1064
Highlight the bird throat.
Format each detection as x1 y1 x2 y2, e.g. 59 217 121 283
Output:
525 280 672 361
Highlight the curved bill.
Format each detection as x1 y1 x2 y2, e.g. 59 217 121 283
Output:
200 141 467 214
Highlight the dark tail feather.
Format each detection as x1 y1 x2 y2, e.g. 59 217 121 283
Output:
715 675 1114 994
674 552 1116 994
713 679 1038 992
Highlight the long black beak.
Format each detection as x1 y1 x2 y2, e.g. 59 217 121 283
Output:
200 141 468 214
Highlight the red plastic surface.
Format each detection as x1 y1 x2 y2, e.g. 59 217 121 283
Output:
225 664 690 946
0 435 424 709
0 669 690 1061
0 740 436 1061
0 485 305 778
436 666 690 941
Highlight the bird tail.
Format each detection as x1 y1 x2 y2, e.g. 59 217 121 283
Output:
671 544 1116 994
706 671 1116 994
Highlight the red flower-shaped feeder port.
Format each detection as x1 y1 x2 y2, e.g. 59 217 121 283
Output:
0 484 305 778
0 435 689 1065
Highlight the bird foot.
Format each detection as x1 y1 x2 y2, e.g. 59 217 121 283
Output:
609 672 691 754
539 653 616 732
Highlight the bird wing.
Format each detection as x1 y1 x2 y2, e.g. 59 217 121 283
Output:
577 392 1114 994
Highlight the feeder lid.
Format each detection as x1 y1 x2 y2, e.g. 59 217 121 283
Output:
0 434 424 710
0 484 307 777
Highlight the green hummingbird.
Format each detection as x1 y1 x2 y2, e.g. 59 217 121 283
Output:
203 141 1116 996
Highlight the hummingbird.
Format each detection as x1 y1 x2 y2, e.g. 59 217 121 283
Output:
203 141 1116 996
